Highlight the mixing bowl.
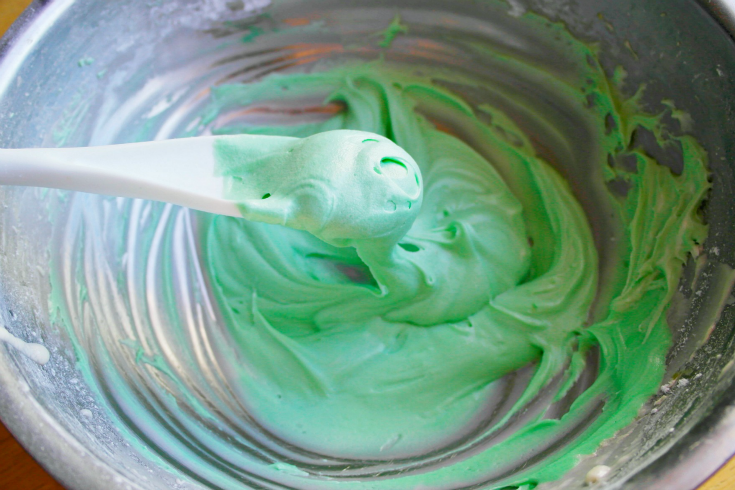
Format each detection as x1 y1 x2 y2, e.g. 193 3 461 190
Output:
2 0 735 489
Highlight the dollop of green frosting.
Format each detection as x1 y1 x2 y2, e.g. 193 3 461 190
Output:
213 130 422 248
200 44 708 488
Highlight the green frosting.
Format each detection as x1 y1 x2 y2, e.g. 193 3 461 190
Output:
199 50 708 487
377 15 409 49
48 10 711 490
213 130 422 248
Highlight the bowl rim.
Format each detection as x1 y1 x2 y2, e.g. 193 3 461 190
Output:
0 1 735 489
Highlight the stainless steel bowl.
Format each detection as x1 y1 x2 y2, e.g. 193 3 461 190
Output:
2 1 735 489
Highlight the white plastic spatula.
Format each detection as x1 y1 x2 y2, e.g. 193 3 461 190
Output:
0 136 242 217
0 130 423 245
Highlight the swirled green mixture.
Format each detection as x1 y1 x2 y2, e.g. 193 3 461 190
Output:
198 33 708 490
49 11 710 490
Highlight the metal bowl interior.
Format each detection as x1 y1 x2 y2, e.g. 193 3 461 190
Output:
2 1 735 489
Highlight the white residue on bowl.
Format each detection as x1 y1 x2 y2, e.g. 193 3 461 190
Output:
585 465 611 485
0 324 50 365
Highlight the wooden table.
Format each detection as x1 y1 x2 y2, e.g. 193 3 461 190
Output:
0 1 733 488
